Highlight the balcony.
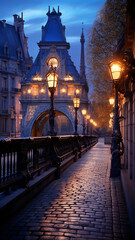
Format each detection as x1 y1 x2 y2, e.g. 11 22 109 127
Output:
11 88 21 93
1 88 8 92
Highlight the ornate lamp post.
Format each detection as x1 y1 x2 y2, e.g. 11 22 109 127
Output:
81 109 87 135
109 60 124 177
73 96 80 135
86 114 90 135
46 66 58 136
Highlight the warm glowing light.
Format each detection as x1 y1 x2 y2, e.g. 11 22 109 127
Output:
110 112 114 118
82 109 87 116
32 75 42 81
73 97 80 109
64 75 73 81
46 69 58 89
94 122 97 127
109 97 115 105
32 85 39 96
40 88 45 93
68 86 74 96
86 114 90 120
27 89 31 94
109 119 113 128
109 61 122 81
76 89 80 95
48 57 59 68
90 119 97 126
61 88 66 93
23 89 26 95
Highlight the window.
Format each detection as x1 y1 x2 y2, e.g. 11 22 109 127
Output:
11 77 15 89
64 75 73 81
2 118 7 133
32 85 39 96
2 96 7 111
2 77 7 90
11 119 15 133
11 96 15 107
47 57 59 68
68 86 74 96
32 74 42 81
2 61 7 70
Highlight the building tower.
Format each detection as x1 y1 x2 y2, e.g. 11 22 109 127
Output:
21 7 88 137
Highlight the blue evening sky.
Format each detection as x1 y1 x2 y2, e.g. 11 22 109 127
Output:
0 0 106 71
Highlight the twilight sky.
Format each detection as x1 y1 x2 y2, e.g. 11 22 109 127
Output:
0 0 106 71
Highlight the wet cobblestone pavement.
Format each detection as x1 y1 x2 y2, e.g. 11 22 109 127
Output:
0 138 132 240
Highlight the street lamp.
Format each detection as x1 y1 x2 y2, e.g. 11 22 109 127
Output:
109 97 115 105
81 109 87 135
73 96 80 135
46 66 58 136
108 60 124 177
86 114 90 135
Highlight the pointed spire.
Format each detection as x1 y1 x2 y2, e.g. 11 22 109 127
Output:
80 23 86 82
47 6 50 16
82 22 84 34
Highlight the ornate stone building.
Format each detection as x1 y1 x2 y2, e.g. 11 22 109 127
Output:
0 13 32 137
21 7 88 137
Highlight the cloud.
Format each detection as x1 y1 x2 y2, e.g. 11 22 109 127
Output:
22 9 44 21
67 36 80 43
5 3 98 34
6 9 45 23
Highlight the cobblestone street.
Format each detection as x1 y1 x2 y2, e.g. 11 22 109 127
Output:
0 138 132 240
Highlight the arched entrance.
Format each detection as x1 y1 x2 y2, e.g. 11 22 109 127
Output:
31 110 74 137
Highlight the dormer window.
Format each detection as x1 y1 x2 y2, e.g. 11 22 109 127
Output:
32 73 42 81
64 75 73 81
47 57 59 68
4 45 8 57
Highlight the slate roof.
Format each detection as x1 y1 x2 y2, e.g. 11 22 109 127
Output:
0 21 24 60
42 8 66 42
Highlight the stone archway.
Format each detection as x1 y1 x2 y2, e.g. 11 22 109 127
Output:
31 110 74 137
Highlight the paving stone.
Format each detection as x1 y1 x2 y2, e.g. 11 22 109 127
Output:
0 138 132 240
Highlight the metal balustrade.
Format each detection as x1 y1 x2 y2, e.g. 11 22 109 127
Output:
0 135 98 194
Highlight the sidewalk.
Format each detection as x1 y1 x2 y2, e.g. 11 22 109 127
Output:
0 138 132 240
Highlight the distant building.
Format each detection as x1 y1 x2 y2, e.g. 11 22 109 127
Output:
0 13 33 137
21 7 89 137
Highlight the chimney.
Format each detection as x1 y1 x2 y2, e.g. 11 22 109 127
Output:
13 14 18 31
1 20 6 27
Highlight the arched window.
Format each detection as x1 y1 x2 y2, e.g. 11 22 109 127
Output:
47 57 59 68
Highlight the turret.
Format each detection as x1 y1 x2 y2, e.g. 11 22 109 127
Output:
41 6 66 43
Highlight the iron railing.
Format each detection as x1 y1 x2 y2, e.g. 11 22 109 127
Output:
0 135 98 194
